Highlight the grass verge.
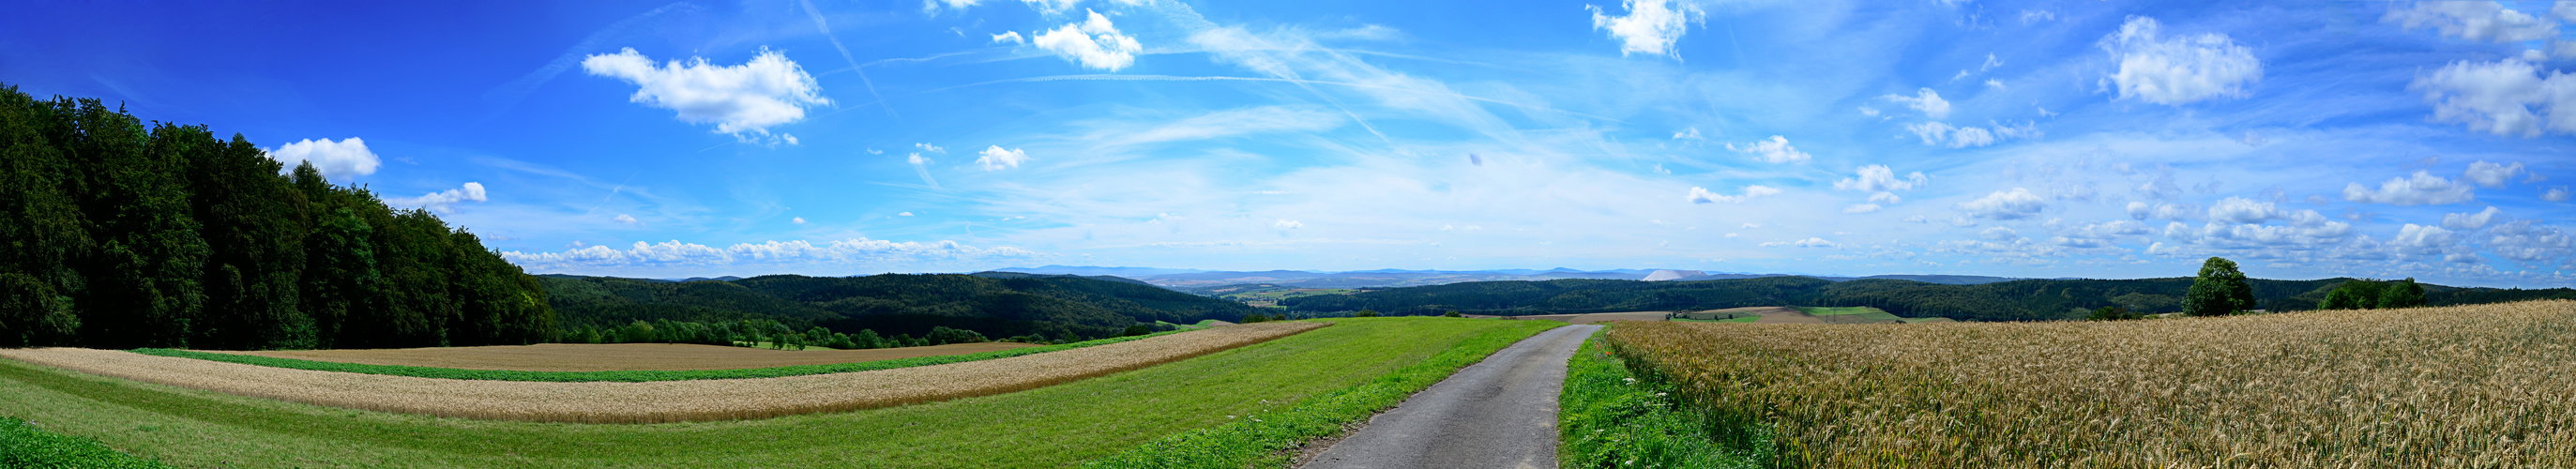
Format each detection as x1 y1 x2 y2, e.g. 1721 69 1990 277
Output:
0 317 1548 467
1 417 173 469
1077 318 1565 468
128 331 1176 383
1560 328 1765 469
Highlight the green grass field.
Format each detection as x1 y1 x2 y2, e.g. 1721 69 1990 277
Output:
1792 306 1905 323
127 332 1172 383
0 317 1552 468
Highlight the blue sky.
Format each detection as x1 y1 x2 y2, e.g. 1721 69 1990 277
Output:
6 0 2574 286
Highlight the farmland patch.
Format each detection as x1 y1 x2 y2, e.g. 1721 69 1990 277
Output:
208 341 1042 371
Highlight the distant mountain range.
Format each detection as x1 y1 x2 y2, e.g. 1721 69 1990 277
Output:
993 265 2038 290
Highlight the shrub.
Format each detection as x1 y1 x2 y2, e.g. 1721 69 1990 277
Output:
1353 310 1381 318
1121 325 1154 337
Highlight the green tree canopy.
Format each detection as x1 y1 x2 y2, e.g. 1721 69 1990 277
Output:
2184 257 2254 316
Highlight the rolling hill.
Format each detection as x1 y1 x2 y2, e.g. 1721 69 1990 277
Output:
1274 276 2576 322
536 273 1256 340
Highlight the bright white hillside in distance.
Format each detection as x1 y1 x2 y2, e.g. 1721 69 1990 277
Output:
6 0 2572 287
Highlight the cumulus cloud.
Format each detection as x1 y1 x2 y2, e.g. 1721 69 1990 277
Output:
1724 136 1812 163
2409 59 2576 137
582 48 828 136
1033 9 1143 71
793 217 809 224
976 145 1032 171
2549 187 2571 202
1761 237 1837 248
1587 0 1705 59
1870 192 1902 204
2205 196 2287 224
916 143 947 153
1980 227 2021 241
1672 127 1704 141
1905 121 1996 148
2060 219 2153 239
265 138 382 180
992 31 1026 44
1834 165 1929 193
2465 160 2525 187
614 214 640 225
1687 185 1781 204
2098 16 2263 105
1843 204 1883 214
2343 171 2477 205
2444 206 2505 230
1959 188 2047 219
503 238 1041 269
922 0 981 14
1881 88 1951 119
2384 1 2557 43
2489 219 2575 265
1273 219 1304 229
384 182 488 213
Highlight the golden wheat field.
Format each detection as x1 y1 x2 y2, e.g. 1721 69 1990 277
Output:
1607 300 2576 468
208 341 1043 371
0 322 1324 423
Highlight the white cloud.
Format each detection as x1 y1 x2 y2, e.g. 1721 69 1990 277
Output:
1905 121 1996 148
384 182 488 213
1980 227 2021 241
1587 0 1705 59
2020 9 2057 24
1273 219 1304 229
793 217 809 224
2465 160 2524 187
2126 200 2200 220
1687 185 1781 204
1843 204 1883 214
1833 165 1929 192
899 211 916 217
265 138 382 180
582 48 829 135
1724 135 1812 163
2409 59 2576 137
992 31 1026 44
1021 0 1091 14
916 143 947 153
614 214 640 225
1857 106 1881 117
1869 192 1902 204
2390 224 2456 257
2205 196 2286 224
1761 237 1837 248
2098 16 2263 105
977 145 1032 171
1673 127 1704 141
2489 219 2575 265
2343 171 2477 205
2548 187 2571 202
1881 88 1951 119
2383 1 2557 43
1033 9 1144 71
922 0 981 14
503 238 1041 269
1958 188 2047 219
1902 215 1930 223
2443 206 2505 230
1984 79 2005 90
2060 219 2153 239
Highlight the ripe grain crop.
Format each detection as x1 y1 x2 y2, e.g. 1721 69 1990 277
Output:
206 341 1042 371
1607 300 2576 468
0 322 1324 424
128 333 1166 383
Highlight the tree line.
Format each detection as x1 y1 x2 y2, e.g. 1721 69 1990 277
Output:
1274 261 2572 322
559 318 996 350
0 85 554 349
537 272 1255 343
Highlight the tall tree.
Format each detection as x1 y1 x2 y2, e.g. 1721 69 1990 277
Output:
2377 278 2427 309
2184 257 2254 316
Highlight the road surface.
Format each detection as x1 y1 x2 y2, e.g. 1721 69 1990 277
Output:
1300 324 1601 469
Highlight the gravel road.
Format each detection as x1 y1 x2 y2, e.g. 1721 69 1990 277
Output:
1301 324 1601 469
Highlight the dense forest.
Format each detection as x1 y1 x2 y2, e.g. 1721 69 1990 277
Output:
538 272 1256 341
1277 276 2576 322
0 85 554 349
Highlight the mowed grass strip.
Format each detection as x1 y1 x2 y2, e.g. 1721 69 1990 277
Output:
0 323 1322 423
0 317 1547 468
1082 319 1563 467
1610 300 2576 468
1 417 174 469
129 333 1157 382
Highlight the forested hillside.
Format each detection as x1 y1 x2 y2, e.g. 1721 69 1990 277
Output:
538 273 1255 341
0 85 553 350
1278 275 2576 322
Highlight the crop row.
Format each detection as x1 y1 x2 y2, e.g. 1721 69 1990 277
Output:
0 322 1326 423
1607 300 2576 467
128 331 1178 383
